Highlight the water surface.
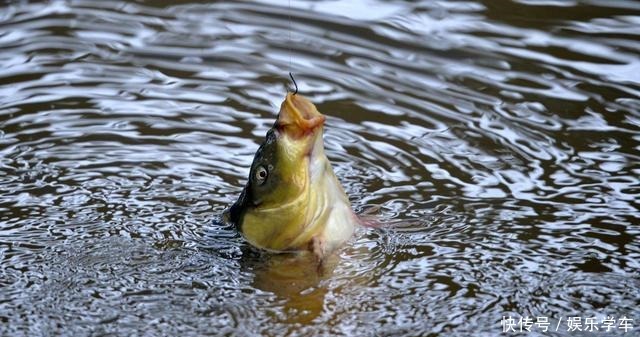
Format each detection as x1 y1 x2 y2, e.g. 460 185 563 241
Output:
1 0 639 336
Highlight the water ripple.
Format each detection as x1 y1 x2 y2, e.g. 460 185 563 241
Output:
1 0 639 336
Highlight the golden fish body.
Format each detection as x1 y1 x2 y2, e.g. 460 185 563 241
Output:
226 93 358 258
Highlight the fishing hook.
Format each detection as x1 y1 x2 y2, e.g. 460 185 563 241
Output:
289 72 298 95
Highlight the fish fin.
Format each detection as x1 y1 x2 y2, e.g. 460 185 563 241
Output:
358 216 383 228
308 236 326 273
357 205 384 228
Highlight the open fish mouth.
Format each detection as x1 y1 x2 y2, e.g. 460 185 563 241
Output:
276 93 326 138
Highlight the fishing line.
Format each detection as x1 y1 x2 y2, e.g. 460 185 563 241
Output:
288 0 291 72
288 0 297 95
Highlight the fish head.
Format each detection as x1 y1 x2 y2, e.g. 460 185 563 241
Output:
227 93 330 251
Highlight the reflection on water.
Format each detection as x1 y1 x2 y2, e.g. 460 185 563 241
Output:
1 0 639 336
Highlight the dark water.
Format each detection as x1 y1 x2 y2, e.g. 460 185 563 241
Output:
1 0 639 336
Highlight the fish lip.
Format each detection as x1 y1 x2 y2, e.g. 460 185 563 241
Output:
276 93 325 136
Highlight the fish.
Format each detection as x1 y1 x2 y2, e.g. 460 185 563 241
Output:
225 93 359 261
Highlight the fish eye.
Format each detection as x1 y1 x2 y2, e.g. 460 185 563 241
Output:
255 165 268 185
